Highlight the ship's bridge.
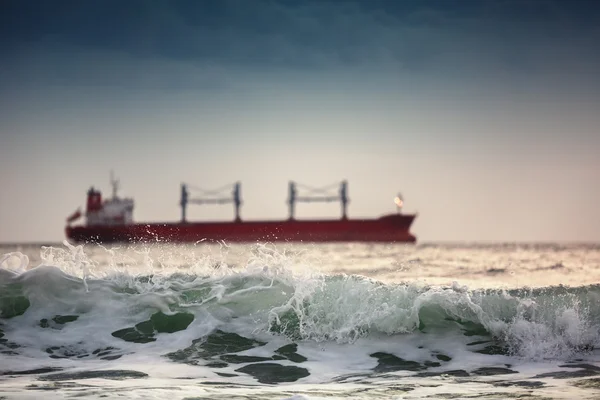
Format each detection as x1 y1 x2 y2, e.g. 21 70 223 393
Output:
85 175 134 226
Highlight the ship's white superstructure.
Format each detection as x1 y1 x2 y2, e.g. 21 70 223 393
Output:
67 173 134 226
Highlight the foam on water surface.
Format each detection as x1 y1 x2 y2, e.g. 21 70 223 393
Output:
1 242 599 399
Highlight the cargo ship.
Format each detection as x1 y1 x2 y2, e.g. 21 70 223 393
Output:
65 175 417 244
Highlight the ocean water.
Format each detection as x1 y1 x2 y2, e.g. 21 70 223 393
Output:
1 241 600 399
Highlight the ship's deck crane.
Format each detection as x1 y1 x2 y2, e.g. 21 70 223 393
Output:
180 182 242 223
288 180 349 220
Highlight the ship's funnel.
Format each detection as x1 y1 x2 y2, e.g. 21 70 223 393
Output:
86 187 103 212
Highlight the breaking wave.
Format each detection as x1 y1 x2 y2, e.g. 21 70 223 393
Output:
2 243 599 364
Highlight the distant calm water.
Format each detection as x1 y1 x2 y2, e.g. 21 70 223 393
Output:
1 242 599 399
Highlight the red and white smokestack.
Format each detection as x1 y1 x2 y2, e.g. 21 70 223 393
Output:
86 187 103 213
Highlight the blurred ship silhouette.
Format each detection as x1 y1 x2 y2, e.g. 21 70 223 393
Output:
65 174 417 244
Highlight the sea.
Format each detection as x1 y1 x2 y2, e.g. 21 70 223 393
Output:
1 241 600 399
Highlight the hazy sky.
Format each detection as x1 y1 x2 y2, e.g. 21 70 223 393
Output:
1 0 599 243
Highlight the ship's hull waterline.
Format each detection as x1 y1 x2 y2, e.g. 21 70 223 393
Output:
66 214 417 244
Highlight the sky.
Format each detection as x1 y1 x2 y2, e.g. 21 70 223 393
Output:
1 0 599 243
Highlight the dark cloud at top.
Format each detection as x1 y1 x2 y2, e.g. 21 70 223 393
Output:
1 0 599 73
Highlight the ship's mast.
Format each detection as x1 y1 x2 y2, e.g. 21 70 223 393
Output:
288 181 296 220
287 180 349 220
394 193 404 214
180 184 188 223
340 181 348 220
180 182 242 223
110 171 120 200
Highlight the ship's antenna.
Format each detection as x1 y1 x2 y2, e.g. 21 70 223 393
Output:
110 170 120 199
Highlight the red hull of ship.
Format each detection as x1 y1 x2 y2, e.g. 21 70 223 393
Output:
65 214 417 244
